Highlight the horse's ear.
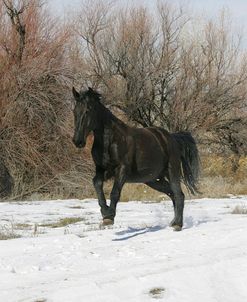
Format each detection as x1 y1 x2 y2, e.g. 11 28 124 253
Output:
88 86 101 100
72 87 80 100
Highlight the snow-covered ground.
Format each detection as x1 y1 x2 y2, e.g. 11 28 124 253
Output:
0 196 247 302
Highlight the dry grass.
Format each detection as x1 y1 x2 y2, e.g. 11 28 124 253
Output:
198 176 247 198
149 287 165 299
0 224 21 240
120 183 169 202
201 155 247 180
103 156 247 201
198 155 247 198
236 157 247 181
232 204 247 215
82 158 247 202
69 205 85 209
0 232 21 240
40 217 85 228
13 223 32 230
2 154 245 201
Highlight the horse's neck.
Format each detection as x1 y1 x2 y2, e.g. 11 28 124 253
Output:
93 107 127 149
93 119 121 143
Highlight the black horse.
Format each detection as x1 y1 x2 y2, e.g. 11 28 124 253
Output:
72 87 200 231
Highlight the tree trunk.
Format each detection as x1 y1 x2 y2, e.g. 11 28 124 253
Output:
0 160 14 199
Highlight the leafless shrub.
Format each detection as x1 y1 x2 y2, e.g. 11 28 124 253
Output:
0 223 21 240
0 0 93 199
73 1 247 161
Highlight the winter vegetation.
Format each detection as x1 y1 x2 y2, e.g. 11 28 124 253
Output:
0 2 247 301
0 0 246 200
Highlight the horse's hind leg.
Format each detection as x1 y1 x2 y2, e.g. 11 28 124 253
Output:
146 179 178 224
146 177 184 230
146 179 174 200
168 182 184 231
168 163 185 231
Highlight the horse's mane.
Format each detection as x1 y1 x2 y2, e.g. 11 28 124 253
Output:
84 88 121 126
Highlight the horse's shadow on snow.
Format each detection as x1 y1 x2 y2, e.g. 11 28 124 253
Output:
112 216 220 241
113 225 167 241
183 215 219 230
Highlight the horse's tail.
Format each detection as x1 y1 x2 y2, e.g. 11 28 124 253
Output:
172 132 200 195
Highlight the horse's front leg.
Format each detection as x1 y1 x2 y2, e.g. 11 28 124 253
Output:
105 165 126 225
93 167 111 220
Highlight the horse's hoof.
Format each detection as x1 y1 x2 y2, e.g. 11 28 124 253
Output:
172 225 182 232
102 218 114 226
169 221 175 227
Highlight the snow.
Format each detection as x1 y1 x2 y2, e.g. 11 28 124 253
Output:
0 197 247 302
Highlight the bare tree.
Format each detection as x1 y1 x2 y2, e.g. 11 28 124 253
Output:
73 1 247 159
2 0 26 64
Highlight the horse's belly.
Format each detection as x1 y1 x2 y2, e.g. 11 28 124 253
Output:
128 157 165 183
127 135 166 183
126 169 161 183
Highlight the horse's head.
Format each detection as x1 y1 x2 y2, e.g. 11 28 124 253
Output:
72 87 100 148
